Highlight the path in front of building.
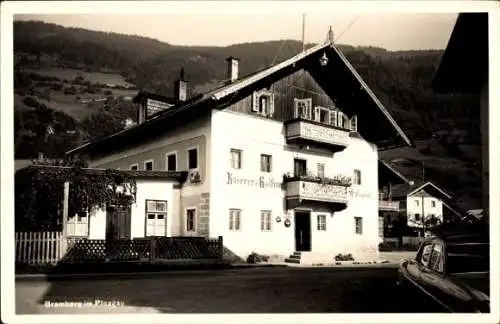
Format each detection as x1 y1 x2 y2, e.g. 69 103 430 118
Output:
16 265 433 314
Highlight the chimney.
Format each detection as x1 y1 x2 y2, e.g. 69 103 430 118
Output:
226 56 239 83
174 68 187 102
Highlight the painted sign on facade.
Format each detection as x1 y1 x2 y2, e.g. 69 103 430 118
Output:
287 120 350 146
226 172 282 189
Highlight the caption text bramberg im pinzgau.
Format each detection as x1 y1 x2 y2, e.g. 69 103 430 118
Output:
44 299 125 308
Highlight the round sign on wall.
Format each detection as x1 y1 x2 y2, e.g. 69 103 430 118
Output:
276 216 282 223
284 219 291 228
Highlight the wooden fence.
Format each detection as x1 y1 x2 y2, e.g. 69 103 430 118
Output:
15 232 224 265
15 232 66 265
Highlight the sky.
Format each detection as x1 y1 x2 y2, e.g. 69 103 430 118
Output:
14 12 459 51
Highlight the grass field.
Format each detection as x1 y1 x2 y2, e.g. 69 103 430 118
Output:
23 67 135 88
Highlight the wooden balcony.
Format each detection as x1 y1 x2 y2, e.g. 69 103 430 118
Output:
284 174 351 211
284 118 350 152
379 200 400 211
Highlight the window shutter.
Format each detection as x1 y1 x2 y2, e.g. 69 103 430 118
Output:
330 110 337 127
268 93 275 117
306 98 312 119
350 115 358 132
293 98 300 118
252 92 259 112
314 107 320 122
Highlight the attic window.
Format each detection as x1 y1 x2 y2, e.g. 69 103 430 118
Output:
252 90 274 117
294 98 312 119
314 106 330 124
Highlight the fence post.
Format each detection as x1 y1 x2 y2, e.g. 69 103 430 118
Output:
61 181 70 258
218 236 223 261
150 237 156 263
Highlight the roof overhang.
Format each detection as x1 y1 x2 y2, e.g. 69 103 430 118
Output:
16 165 188 183
407 181 453 200
432 13 489 94
378 160 411 185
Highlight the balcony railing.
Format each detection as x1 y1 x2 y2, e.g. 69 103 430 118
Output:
379 200 400 211
283 173 351 207
284 118 351 151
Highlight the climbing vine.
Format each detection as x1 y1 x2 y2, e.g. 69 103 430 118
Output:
15 165 137 231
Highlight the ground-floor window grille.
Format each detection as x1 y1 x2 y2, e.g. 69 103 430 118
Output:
260 211 272 231
354 217 363 234
229 209 241 231
317 214 327 231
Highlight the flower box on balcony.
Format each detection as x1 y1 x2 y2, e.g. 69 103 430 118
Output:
282 173 352 187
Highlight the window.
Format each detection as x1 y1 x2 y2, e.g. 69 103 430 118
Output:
317 214 327 231
230 149 242 169
317 163 325 178
294 158 307 177
415 213 421 221
431 200 436 207
67 211 88 237
260 154 272 173
229 209 241 231
415 200 420 207
144 160 154 171
353 169 361 185
260 211 271 231
129 164 138 171
354 217 363 234
145 200 167 236
166 153 177 171
418 243 433 267
428 244 444 273
314 106 330 124
252 91 274 116
294 98 312 120
188 148 198 170
186 208 196 232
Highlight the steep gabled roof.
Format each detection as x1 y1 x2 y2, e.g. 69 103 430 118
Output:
407 181 453 200
67 41 413 157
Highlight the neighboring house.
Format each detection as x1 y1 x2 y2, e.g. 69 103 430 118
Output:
66 36 413 262
377 160 410 239
432 13 489 221
378 160 465 235
15 165 187 238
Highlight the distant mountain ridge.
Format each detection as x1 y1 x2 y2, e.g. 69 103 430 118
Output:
13 20 482 210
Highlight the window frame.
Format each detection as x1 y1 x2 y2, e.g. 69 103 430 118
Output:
229 209 241 231
252 90 275 117
230 148 242 170
353 169 362 185
431 200 436 208
185 207 197 233
354 216 363 235
317 214 327 231
260 154 272 173
317 163 325 178
165 151 178 172
129 163 139 171
144 159 154 171
187 146 199 171
145 199 167 237
260 210 272 231
416 242 434 268
294 98 312 120
428 243 445 273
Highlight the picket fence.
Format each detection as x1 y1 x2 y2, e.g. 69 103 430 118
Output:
15 231 224 265
15 231 67 265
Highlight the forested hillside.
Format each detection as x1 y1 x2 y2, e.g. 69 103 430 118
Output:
13 20 482 210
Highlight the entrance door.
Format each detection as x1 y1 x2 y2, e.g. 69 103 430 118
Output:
106 205 132 240
294 211 311 251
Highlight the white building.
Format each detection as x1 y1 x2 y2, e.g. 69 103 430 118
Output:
66 40 413 263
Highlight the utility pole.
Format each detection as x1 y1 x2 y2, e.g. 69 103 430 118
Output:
302 13 306 52
421 161 425 237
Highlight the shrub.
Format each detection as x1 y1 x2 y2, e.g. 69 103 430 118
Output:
50 83 63 91
334 253 354 261
23 96 40 108
246 252 269 264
